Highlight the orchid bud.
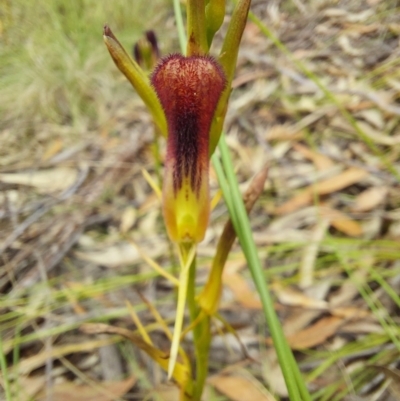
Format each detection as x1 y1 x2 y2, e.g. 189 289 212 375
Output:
133 30 160 71
151 54 226 243
103 26 167 136
205 0 226 46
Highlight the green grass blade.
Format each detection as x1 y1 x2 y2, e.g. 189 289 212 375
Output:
211 155 236 225
214 135 311 401
0 334 12 401
173 0 187 54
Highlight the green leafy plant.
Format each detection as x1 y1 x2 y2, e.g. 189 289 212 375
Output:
97 1 311 400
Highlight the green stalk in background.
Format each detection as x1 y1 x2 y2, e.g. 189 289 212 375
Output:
215 136 311 401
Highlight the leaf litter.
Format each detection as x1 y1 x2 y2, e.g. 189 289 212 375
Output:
1 0 400 400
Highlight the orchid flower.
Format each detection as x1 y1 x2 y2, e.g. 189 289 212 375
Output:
152 54 226 243
103 0 251 388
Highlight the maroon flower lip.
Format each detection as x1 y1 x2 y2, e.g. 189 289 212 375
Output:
151 54 226 196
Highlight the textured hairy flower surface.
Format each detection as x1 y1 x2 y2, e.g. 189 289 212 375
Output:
152 54 226 243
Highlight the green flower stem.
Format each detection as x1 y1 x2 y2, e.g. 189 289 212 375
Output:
186 255 211 401
172 0 187 54
172 4 211 400
214 134 312 401
186 0 208 55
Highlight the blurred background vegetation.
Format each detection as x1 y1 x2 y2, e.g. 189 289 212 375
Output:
0 0 171 142
1 0 400 400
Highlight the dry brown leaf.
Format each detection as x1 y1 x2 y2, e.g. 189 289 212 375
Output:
338 34 364 56
339 319 382 334
148 383 180 401
261 349 288 397
286 316 344 349
209 373 276 401
242 21 263 44
36 376 136 401
11 375 46 401
265 124 303 141
351 186 388 212
253 228 312 244
232 70 273 89
282 281 333 336
367 0 385 6
230 80 278 113
389 382 400 400
319 206 363 236
224 259 247 275
283 310 323 338
75 243 141 267
0 168 78 193
389 22 400 33
300 218 330 287
358 109 384 129
272 283 329 310
275 168 368 215
344 22 380 34
119 207 138 234
292 143 334 171
369 366 400 400
41 138 64 161
357 121 400 145
12 337 119 375
224 272 262 309
324 8 374 22
331 307 369 319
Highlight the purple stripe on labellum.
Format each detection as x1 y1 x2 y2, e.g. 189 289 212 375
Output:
152 54 226 194
151 54 226 243
172 104 200 194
